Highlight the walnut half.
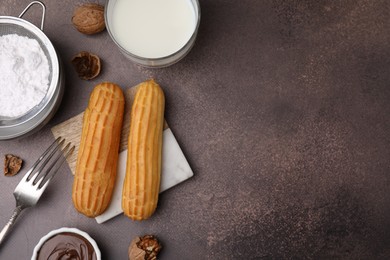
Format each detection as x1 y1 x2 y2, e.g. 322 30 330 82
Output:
71 51 101 80
4 154 23 176
128 235 162 260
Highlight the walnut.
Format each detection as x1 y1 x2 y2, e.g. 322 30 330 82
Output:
72 3 105 35
128 235 162 260
4 154 23 176
71 51 101 80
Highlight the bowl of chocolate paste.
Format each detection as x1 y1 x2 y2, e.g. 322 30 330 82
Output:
31 227 101 260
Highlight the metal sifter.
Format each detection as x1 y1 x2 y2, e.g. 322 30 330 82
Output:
0 1 64 140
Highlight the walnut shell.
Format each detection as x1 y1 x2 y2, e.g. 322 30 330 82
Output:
4 154 23 176
71 51 101 80
72 3 105 35
128 235 162 260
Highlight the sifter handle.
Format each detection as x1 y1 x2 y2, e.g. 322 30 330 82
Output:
18 1 46 31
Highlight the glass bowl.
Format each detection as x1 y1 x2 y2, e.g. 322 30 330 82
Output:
105 0 201 68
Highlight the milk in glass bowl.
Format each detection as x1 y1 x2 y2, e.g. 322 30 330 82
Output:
105 0 200 67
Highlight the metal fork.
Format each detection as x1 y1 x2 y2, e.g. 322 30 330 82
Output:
0 137 74 246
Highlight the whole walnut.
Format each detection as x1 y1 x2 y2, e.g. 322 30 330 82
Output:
72 3 105 35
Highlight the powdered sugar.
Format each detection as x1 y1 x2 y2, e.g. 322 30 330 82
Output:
0 34 50 118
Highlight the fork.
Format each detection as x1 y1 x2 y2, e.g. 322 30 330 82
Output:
0 137 74 246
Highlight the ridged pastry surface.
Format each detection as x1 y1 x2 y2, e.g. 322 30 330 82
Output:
122 79 165 220
73 82 125 217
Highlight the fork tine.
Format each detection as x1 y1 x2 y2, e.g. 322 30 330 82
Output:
31 138 65 185
32 139 66 186
37 143 75 190
33 173 46 191
13 167 37 194
26 137 63 181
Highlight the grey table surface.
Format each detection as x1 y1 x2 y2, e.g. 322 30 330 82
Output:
1 0 390 259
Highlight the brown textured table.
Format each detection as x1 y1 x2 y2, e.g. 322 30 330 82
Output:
1 0 390 259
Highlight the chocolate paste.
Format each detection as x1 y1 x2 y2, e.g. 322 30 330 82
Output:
37 232 97 260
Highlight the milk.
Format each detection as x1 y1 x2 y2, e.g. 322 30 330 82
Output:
111 0 197 59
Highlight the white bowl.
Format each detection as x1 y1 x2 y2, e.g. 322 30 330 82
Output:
31 227 101 260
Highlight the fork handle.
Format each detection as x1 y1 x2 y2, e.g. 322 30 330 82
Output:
0 205 24 246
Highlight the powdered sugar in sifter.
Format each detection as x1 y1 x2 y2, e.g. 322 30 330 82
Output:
0 1 64 140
